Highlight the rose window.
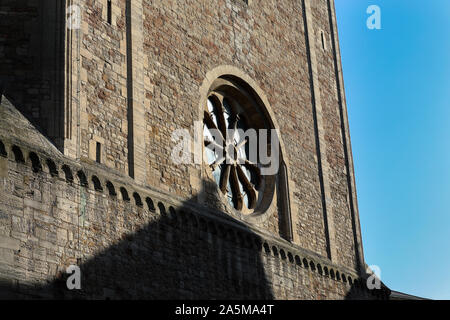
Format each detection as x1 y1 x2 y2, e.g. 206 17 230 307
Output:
202 74 281 216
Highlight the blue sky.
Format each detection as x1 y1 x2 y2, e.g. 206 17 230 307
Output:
334 0 450 299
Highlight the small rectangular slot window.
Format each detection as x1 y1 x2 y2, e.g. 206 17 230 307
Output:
96 142 102 163
107 0 112 24
321 31 325 50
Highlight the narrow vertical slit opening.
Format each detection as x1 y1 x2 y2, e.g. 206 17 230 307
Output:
107 0 112 24
96 142 101 164
321 31 326 50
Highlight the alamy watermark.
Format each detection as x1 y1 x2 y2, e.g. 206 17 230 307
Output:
366 265 382 290
367 5 381 30
66 265 81 290
171 121 280 176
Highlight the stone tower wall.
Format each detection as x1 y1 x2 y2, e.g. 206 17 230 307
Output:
0 0 381 299
0 137 383 299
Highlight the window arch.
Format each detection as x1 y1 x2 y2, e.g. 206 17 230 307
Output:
202 75 278 216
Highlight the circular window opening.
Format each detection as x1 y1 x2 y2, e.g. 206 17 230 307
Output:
203 76 277 216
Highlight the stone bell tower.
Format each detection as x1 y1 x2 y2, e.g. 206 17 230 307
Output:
0 0 389 299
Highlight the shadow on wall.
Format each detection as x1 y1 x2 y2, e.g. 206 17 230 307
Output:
0 0 390 301
0 174 390 300
0 143 391 299
0 179 275 300
0 0 66 150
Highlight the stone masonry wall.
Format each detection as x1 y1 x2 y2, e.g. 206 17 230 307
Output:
1 0 361 265
310 0 358 268
0 0 376 299
0 138 387 299
79 0 129 173
74 0 337 257
139 0 328 254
